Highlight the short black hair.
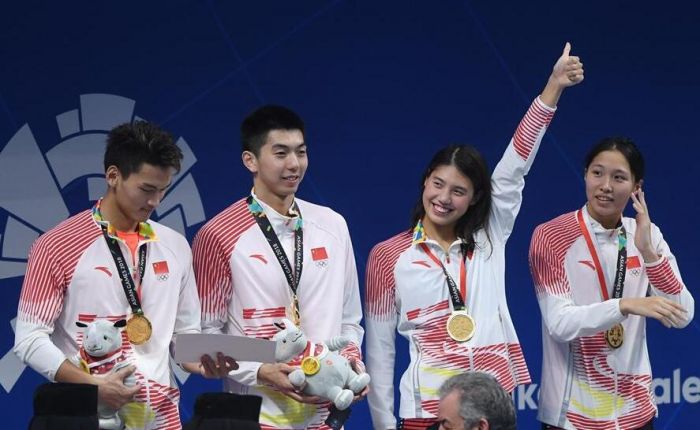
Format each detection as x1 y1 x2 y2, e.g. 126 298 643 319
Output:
104 121 182 178
241 105 305 156
584 136 645 182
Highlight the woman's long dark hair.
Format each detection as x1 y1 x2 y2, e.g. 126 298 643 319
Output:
410 144 492 251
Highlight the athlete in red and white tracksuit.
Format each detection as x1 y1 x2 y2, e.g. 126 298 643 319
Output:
192 193 364 430
14 204 201 430
530 206 694 429
365 97 555 429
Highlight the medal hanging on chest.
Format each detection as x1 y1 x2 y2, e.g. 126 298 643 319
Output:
126 313 153 345
101 227 152 345
419 242 475 342
577 209 628 349
247 195 304 328
446 310 476 342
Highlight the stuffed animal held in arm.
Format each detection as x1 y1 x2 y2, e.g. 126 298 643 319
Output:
70 319 136 430
272 318 370 410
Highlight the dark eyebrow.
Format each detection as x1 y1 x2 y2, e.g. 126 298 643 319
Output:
141 182 171 190
590 164 630 175
271 142 306 151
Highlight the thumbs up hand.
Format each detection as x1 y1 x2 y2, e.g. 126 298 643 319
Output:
550 42 584 87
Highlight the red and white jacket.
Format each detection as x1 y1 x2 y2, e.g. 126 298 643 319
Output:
14 206 201 430
529 205 694 430
192 194 364 430
365 97 555 429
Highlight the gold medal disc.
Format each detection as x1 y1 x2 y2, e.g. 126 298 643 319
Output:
126 314 152 345
301 356 321 376
446 311 476 342
605 323 624 349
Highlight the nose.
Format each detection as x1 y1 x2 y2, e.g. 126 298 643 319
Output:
147 191 165 208
600 176 613 192
437 188 451 204
287 154 300 171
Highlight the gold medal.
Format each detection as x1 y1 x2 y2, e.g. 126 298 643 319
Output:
446 311 476 342
605 323 624 349
126 313 152 345
301 356 321 376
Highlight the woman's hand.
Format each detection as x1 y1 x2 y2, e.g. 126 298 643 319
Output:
620 296 688 328
540 42 584 107
630 188 659 263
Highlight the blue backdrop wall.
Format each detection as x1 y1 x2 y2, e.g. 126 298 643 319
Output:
1 1 698 428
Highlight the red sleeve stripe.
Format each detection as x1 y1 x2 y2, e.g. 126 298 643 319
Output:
193 199 255 321
339 342 363 363
18 211 101 326
646 257 683 295
529 212 580 299
513 98 555 161
364 232 412 320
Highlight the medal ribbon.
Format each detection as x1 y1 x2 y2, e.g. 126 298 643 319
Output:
419 243 468 311
576 209 627 301
247 195 303 322
101 226 147 316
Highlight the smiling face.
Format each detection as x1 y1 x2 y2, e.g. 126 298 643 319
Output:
243 129 307 212
584 149 640 228
421 164 476 239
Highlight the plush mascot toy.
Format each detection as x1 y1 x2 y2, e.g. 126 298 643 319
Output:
272 318 370 410
70 319 136 430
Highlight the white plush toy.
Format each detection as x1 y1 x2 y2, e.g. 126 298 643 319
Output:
272 318 370 410
70 319 136 430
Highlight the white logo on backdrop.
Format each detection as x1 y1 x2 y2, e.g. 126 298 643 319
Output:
0 94 205 392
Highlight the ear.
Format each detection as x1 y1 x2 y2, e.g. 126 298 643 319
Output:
477 417 490 430
273 321 285 330
635 179 644 191
114 319 127 328
281 318 295 329
242 151 259 174
105 165 120 188
75 321 87 328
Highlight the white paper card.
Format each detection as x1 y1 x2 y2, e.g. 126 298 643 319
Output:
173 333 276 363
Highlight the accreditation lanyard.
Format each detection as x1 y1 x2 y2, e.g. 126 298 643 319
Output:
246 195 303 322
101 226 147 316
576 209 627 301
419 243 468 311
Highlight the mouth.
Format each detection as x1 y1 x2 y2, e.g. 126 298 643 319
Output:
282 175 300 185
86 346 103 354
292 332 302 342
595 195 614 203
431 202 453 216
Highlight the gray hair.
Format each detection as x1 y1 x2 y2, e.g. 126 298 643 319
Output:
438 372 516 430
